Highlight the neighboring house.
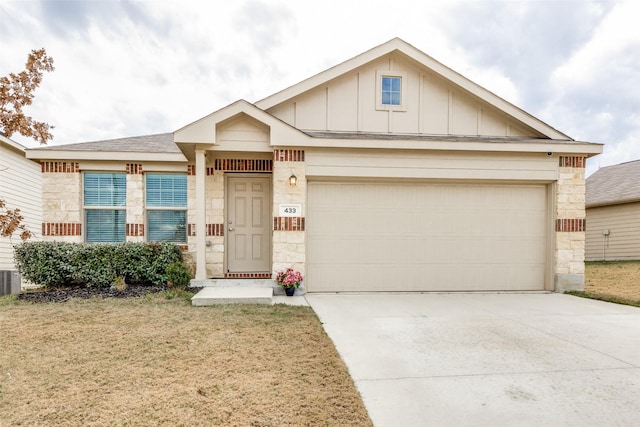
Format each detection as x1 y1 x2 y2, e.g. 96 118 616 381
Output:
0 133 42 294
585 160 640 261
26 38 602 292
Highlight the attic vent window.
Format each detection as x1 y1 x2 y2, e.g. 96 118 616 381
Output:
376 70 407 111
381 76 401 105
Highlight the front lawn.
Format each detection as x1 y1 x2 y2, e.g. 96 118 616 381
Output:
0 293 371 426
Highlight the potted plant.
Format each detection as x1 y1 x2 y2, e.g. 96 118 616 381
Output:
275 268 303 296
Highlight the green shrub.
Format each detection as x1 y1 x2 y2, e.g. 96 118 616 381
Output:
13 241 75 288
166 262 192 289
14 241 183 289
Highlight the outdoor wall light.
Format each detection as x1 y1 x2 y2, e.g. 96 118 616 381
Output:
289 173 297 186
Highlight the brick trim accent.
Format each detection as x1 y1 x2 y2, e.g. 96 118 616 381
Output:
556 218 586 232
207 223 224 236
187 165 196 175
41 162 79 173
126 164 143 174
126 223 144 236
212 159 273 172
274 149 305 162
224 272 272 279
559 156 586 168
42 223 82 236
273 216 305 231
187 223 225 236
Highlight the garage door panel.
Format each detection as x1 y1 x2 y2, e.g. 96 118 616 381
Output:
307 261 545 292
307 181 547 292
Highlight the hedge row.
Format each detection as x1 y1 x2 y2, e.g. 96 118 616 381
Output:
14 241 184 289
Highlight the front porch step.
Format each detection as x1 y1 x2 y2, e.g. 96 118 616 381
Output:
190 278 276 288
191 286 273 306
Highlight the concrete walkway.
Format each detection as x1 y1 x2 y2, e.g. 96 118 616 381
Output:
306 293 640 427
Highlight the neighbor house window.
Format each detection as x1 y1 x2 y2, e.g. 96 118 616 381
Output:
146 174 187 243
84 172 126 242
376 70 407 111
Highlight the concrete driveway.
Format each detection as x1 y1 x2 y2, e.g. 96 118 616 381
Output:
306 293 640 427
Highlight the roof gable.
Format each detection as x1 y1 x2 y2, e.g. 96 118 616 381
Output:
173 99 307 146
586 160 640 207
256 38 570 140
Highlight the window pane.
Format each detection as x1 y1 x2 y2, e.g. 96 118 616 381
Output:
381 76 401 106
146 174 187 207
84 173 126 206
148 210 186 243
86 210 126 242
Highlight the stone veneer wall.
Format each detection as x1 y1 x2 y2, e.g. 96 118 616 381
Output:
41 162 83 242
272 150 306 279
555 156 587 291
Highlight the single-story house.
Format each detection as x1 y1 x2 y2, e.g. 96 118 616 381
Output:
26 38 602 292
586 160 640 261
0 133 42 294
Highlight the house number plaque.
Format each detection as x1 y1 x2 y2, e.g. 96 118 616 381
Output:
278 204 302 217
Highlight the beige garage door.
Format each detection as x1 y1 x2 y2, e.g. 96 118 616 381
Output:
306 181 548 292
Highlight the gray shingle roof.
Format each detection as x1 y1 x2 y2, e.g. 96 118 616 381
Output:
33 132 179 153
586 159 640 207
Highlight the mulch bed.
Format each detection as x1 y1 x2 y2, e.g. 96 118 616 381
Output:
17 284 169 303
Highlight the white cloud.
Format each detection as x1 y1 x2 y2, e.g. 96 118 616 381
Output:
0 0 638 175
543 0 640 175
552 1 640 90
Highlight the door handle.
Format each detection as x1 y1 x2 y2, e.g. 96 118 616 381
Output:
228 227 234 231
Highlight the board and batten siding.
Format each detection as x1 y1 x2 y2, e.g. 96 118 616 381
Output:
0 139 42 280
586 202 640 261
266 52 542 138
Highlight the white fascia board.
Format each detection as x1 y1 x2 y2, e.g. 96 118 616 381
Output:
274 137 604 156
25 149 187 162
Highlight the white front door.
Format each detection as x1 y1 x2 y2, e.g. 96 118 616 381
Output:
226 176 271 273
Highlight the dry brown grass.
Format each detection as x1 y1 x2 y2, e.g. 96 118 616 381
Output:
0 293 372 426
584 261 640 303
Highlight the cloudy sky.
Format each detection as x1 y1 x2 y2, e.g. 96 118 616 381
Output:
1 0 638 176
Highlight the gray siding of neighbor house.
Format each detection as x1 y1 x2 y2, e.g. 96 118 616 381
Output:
586 202 640 261
1 137 42 294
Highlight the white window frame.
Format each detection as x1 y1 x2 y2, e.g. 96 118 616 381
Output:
376 70 408 111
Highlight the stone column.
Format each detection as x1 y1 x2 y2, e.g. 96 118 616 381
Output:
272 149 306 287
554 156 587 291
